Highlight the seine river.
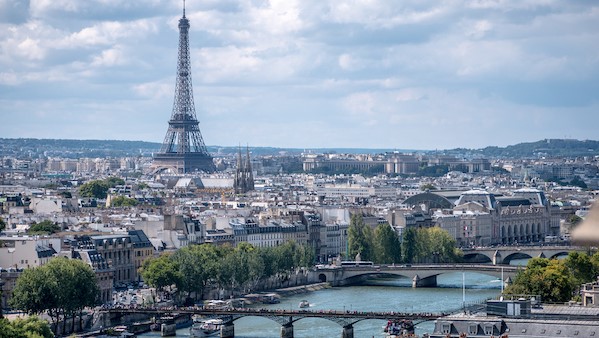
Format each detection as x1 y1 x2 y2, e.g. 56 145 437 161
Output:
139 272 502 338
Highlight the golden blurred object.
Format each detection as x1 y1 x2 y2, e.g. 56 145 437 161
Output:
571 200 599 246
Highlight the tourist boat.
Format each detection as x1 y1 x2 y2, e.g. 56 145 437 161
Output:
299 300 310 308
203 299 232 310
189 318 224 337
261 293 280 304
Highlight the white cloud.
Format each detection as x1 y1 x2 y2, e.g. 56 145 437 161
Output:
1 0 598 149
91 46 126 67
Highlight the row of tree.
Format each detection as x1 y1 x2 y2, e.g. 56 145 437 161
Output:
141 241 315 302
9 258 99 335
347 214 461 264
505 251 599 303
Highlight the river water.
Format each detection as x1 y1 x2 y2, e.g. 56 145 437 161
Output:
139 272 502 338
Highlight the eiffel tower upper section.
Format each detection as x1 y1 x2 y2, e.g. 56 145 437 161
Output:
152 3 216 174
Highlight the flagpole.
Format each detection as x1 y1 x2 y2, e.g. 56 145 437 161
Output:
462 271 465 311
501 266 504 293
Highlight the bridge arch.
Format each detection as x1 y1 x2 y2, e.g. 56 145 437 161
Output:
502 252 532 264
462 253 492 264
227 312 374 327
548 251 570 259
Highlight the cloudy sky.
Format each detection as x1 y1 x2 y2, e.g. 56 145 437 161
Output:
1 0 598 150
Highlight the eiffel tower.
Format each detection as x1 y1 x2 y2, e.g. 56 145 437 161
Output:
152 2 215 174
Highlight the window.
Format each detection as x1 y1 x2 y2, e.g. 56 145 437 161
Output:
441 324 451 334
484 325 494 335
469 325 478 335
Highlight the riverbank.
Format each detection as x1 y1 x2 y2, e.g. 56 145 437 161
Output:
240 282 331 305
275 282 331 297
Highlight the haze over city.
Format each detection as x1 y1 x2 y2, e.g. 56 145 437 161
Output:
1 0 598 149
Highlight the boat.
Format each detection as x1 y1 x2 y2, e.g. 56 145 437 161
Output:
261 293 280 304
203 299 232 310
150 313 192 333
299 300 310 308
108 326 136 338
189 318 224 337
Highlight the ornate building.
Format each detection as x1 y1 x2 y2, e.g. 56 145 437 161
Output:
234 146 254 194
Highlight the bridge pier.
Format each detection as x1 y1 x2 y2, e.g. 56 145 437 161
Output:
412 274 437 287
493 250 502 265
220 322 234 338
280 322 294 338
341 324 354 338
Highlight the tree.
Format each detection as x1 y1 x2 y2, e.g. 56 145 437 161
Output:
10 258 98 335
78 180 110 199
110 196 138 207
426 227 460 263
565 252 596 287
173 244 220 300
0 316 53 338
401 227 417 264
28 220 60 235
0 217 5 232
505 258 574 303
140 253 181 294
347 214 374 261
373 223 401 264
104 177 125 188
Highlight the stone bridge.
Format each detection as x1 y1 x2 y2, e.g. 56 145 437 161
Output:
315 264 520 288
98 307 444 338
461 245 587 265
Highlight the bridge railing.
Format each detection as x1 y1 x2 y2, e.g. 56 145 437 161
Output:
100 305 447 321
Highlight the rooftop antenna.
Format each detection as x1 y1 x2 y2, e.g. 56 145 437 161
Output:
183 0 186 17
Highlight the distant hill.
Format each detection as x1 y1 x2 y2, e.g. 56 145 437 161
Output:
474 139 599 158
0 138 597 159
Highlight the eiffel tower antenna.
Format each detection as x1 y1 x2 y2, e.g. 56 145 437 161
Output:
152 1 216 174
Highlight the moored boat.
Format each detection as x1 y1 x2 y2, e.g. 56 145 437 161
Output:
189 318 224 337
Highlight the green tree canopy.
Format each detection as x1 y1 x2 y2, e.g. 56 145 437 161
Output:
104 176 125 187
0 316 54 338
0 217 5 232
373 223 401 264
565 252 596 287
110 196 138 207
78 180 110 199
140 253 181 293
401 226 460 264
506 258 575 303
10 258 98 335
347 214 374 261
28 220 60 235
